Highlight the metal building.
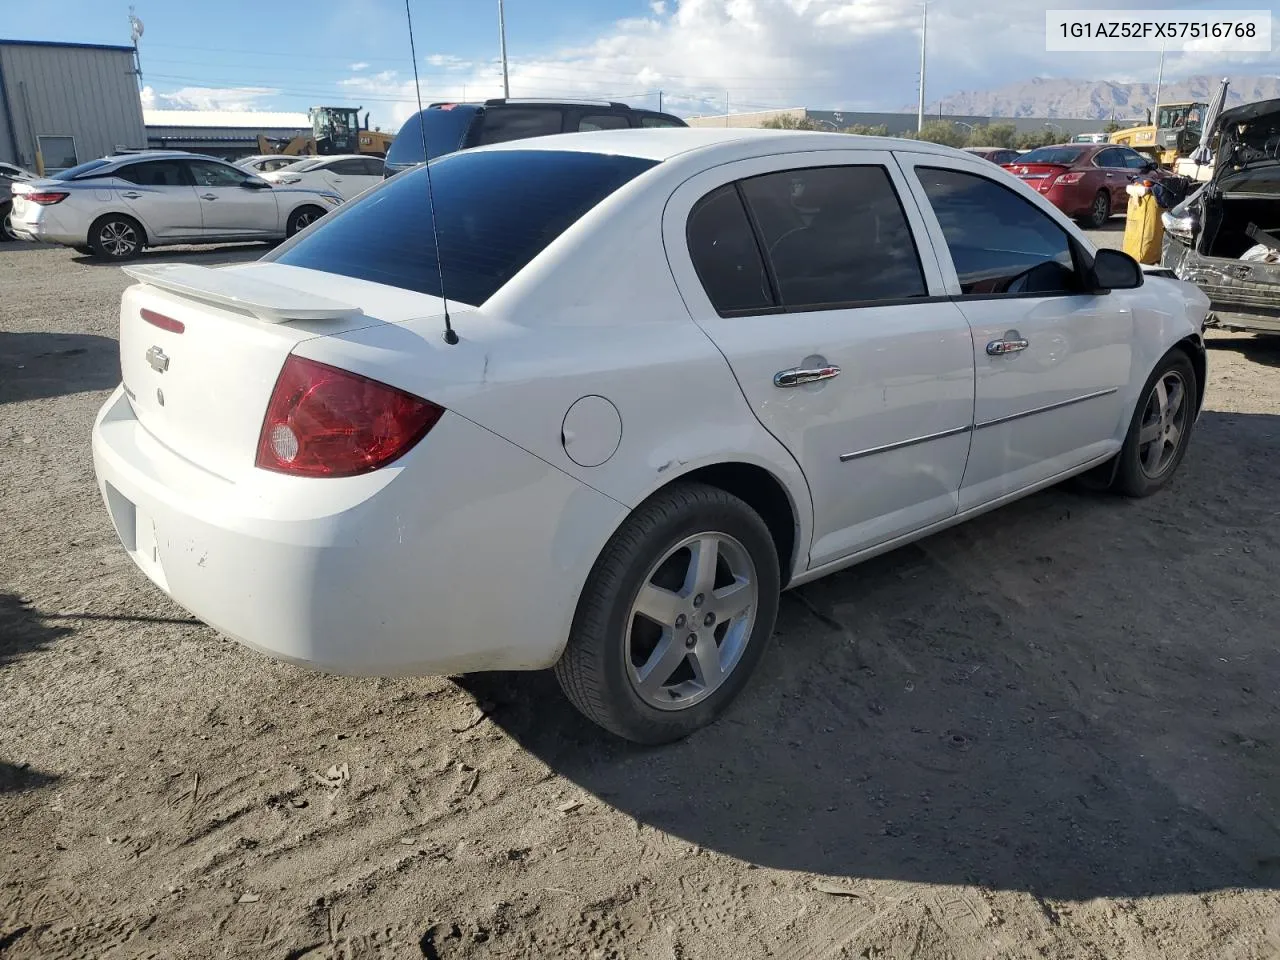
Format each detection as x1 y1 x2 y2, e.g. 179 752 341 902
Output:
0 39 147 174
144 110 312 161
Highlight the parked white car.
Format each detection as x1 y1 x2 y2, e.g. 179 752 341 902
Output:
91 129 1210 743
9 151 343 260
259 154 385 200
235 154 309 175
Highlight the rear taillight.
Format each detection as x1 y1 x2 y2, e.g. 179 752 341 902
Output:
255 355 443 478
1056 172 1085 185
26 191 70 205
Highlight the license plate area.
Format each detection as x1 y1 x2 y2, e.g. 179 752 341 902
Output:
103 481 169 591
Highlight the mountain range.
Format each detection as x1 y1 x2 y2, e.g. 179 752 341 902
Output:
909 75 1280 120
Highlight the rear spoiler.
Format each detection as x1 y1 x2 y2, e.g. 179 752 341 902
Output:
122 263 365 324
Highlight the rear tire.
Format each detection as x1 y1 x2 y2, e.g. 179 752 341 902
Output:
1080 190 1111 229
554 482 781 744
286 205 324 237
1112 351 1198 497
1 204 15 242
88 214 144 260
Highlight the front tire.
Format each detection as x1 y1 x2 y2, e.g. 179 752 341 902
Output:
88 214 144 260
1113 351 1197 497
286 205 324 237
554 482 781 744
1 205 16 242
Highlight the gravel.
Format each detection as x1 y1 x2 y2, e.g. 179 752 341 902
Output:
3 233 1280 960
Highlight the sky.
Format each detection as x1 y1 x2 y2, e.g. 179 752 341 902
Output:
5 0 1277 131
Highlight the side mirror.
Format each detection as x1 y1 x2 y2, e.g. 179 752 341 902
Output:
1090 248 1144 291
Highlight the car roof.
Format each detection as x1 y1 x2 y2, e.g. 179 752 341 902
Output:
468 127 965 163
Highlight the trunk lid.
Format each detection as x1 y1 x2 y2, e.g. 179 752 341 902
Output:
117 262 448 481
1005 163 1071 192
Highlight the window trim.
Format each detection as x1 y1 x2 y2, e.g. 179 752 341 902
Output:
684 182 779 317
906 161 1096 302
714 163 933 317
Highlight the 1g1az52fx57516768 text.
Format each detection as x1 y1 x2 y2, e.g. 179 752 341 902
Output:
1045 9 1272 52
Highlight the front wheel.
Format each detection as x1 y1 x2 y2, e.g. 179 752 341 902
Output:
1 205 16 242
554 482 781 744
1112 351 1198 497
286 205 324 237
88 214 144 260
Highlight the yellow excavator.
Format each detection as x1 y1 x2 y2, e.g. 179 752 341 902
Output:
256 106 395 158
1109 100 1209 167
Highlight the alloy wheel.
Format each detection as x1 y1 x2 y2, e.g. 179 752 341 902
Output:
1092 192 1109 224
624 532 758 711
1137 370 1188 479
99 220 138 257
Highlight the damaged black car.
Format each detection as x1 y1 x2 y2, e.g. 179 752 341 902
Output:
1161 97 1280 335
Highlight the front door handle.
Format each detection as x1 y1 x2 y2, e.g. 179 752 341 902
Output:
987 337 1030 356
200 193 218 200
120 191 142 199
774 364 841 387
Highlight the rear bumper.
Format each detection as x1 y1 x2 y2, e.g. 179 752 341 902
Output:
1041 183 1095 219
11 208 83 245
91 385 626 676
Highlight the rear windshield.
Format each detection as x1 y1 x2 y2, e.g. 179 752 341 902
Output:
270 149 659 306
51 158 113 180
1016 146 1087 165
385 106 479 169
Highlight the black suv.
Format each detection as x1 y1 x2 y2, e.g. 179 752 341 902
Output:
383 98 687 176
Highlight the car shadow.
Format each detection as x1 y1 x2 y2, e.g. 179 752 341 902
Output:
0 592 71 671
70 242 274 268
459 410 1280 902
1207 333 1280 368
0 332 120 405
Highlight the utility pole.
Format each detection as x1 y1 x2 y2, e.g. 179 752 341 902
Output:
128 6 144 91
658 90 663 113
498 0 510 99
1152 38 1166 131
916 0 928 132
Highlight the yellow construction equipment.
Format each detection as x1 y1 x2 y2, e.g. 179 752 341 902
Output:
1109 100 1208 167
256 106 395 158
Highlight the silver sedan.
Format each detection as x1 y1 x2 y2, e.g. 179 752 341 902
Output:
9 151 343 260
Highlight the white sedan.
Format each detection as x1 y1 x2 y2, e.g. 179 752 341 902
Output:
10 151 343 260
235 154 309 175
259 154 385 200
91 129 1209 743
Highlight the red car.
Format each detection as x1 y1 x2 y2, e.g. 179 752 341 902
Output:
1002 143 1166 228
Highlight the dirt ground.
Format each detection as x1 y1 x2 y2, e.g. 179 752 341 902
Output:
3 228 1280 960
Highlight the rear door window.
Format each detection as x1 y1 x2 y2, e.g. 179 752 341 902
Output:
116 160 191 186
578 113 630 131
329 158 367 175
270 149 657 306
476 108 564 145
738 165 928 309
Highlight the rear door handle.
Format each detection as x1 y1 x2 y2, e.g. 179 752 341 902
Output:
774 364 841 387
987 338 1030 356
120 191 142 199
200 193 218 200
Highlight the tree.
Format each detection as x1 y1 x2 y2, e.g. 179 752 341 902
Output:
842 123 890 137
1103 119 1122 134
1015 128 1060 151
965 122 1017 148
760 114 821 131
912 120 968 148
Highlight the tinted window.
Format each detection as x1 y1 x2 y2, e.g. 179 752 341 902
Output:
641 114 686 128
385 106 479 169
1017 146 1088 165
117 160 189 186
271 149 657 306
995 150 1020 164
188 160 250 187
51 158 112 181
476 108 563 145
739 166 927 308
1094 148 1124 168
1120 150 1151 170
360 157 385 176
917 167 1079 297
579 113 630 131
686 185 774 314
329 158 367 175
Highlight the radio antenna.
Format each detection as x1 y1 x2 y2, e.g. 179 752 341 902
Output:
405 0 458 345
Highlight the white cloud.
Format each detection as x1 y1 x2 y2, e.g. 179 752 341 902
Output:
141 85 280 112
341 0 1280 128
350 61 370 71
